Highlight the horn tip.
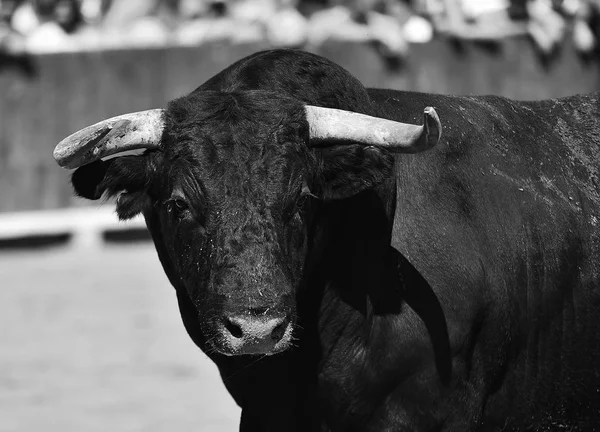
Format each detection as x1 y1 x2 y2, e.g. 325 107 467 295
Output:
423 107 442 143
53 141 71 168
423 106 439 124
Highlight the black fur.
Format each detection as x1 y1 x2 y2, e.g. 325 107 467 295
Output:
70 50 600 431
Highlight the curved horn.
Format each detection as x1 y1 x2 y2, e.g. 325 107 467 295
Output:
53 109 166 169
305 105 441 153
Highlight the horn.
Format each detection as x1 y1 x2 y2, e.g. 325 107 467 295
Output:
53 109 166 169
305 105 441 153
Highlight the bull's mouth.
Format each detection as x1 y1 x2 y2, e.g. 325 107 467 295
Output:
207 314 295 356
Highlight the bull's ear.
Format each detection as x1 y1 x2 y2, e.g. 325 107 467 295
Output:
71 156 155 220
315 145 394 200
71 160 111 200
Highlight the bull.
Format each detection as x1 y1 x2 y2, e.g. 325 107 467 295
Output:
53 49 600 431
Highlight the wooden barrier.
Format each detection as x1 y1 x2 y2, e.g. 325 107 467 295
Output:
0 39 598 214
0 206 146 248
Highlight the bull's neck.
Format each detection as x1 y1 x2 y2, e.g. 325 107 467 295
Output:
300 176 399 336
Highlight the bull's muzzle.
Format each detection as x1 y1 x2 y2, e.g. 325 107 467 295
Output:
217 314 293 356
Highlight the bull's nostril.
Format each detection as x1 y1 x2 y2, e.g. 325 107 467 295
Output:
271 319 289 342
224 318 244 338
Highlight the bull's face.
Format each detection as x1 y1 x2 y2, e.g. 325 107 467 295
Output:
152 92 315 355
55 87 440 357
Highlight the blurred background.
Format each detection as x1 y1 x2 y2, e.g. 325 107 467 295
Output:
0 0 599 431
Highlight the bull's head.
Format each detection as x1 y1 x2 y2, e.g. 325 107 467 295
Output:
54 88 440 357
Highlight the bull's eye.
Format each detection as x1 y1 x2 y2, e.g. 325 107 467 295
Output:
297 186 316 214
288 193 312 221
297 194 307 209
165 199 190 219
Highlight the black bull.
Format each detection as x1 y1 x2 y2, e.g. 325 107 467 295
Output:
56 50 600 431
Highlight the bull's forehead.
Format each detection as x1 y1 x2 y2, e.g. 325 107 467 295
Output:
162 91 310 212
173 131 304 204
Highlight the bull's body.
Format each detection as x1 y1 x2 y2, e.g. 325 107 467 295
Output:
373 91 600 430
59 50 600 431
174 87 600 430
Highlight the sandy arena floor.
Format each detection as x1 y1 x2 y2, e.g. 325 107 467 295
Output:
0 242 240 432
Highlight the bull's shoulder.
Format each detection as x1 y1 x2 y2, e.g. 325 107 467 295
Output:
365 89 526 139
366 89 600 166
366 89 600 136
369 89 600 211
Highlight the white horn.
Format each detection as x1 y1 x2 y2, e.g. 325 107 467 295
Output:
305 105 441 153
53 109 166 169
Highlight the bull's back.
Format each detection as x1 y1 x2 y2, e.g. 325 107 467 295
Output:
369 89 600 429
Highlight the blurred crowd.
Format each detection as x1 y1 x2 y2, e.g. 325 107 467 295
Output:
0 0 599 60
